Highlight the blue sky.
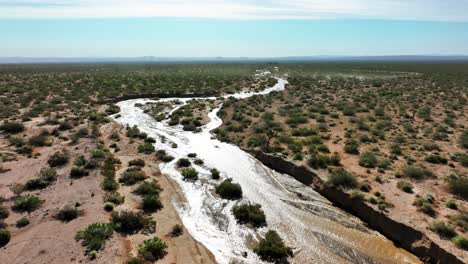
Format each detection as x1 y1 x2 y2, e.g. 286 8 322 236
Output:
1 0 468 57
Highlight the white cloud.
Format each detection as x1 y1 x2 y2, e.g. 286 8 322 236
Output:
0 0 467 21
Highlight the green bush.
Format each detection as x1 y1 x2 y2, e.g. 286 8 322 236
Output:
70 166 89 178
460 130 468 149
134 181 161 197
446 199 458 210
452 236 468 250
344 140 360 155
181 167 198 181
25 178 50 191
129 159 145 167
12 195 43 212
254 230 293 263
142 195 163 213
170 224 183 237
138 143 155 154
0 229 11 247
327 168 357 188
210 168 221 180
91 149 106 159
104 191 125 205
424 155 448 164
429 221 457 238
215 179 243 200
55 206 79 222
446 174 468 200
75 222 113 252
111 211 149 234
359 152 378 168
0 122 24 134
48 152 69 167
176 158 191 168
119 168 146 186
138 237 168 262
16 217 30 228
397 181 413 193
232 203 266 228
104 202 114 212
458 154 468 167
308 153 340 169
28 134 50 147
0 206 9 219
402 165 433 180
102 178 119 192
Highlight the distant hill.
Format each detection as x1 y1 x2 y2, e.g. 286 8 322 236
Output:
1 55 468 64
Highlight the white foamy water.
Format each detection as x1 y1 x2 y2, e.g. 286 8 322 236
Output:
114 75 420 264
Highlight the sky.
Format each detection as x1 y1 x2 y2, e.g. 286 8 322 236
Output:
1 0 468 57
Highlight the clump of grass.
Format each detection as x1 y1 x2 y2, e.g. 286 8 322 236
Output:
137 237 168 262
55 206 80 222
12 195 43 213
452 236 468 250
401 165 433 180
48 151 69 167
429 221 457 238
445 174 468 200
16 217 30 228
0 229 11 247
397 181 413 193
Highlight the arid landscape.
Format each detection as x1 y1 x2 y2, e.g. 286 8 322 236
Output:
0 62 467 264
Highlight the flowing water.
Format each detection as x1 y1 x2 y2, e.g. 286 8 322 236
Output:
114 76 421 264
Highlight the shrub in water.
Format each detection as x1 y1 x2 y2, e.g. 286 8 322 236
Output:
254 230 293 263
232 203 266 228
181 167 198 181
215 179 243 200
176 158 191 168
210 168 220 180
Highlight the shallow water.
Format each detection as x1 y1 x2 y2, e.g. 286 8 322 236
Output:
115 76 420 264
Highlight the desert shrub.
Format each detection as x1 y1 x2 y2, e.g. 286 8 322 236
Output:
414 196 436 216
104 202 115 212
344 140 360 155
452 236 468 250
12 195 43 212
160 155 175 162
359 152 378 168
0 229 11 247
104 192 125 205
119 168 146 186
187 153 197 158
424 155 448 164
327 168 357 188
429 221 457 238
458 154 468 167
460 130 468 149
16 217 30 228
75 222 113 252
102 178 119 192
138 237 168 262
215 179 243 200
397 181 413 193
28 134 50 147
170 224 183 237
402 165 433 180
48 152 69 167
254 230 293 263
70 166 89 178
445 174 468 200
176 158 191 168
111 211 148 234
134 181 161 197
25 178 50 191
232 203 266 228
390 144 402 156
138 143 155 154
129 159 145 167
181 167 198 181
307 153 340 169
0 206 9 219
0 122 24 134
142 195 163 213
446 199 458 210
74 155 87 167
91 149 106 159
101 157 116 178
56 206 79 222
210 168 220 180
423 143 440 151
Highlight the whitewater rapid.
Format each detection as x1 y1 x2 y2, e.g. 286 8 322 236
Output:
114 77 420 264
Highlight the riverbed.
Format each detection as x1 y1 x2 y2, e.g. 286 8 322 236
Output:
114 76 420 264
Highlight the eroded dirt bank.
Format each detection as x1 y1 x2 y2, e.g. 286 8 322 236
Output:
250 149 465 264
